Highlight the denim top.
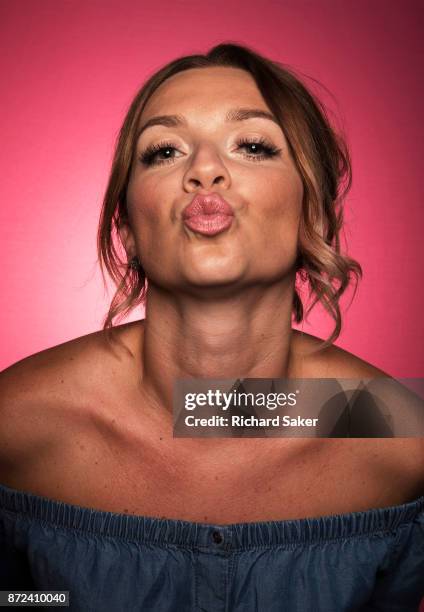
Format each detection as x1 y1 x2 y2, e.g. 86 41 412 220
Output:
0 482 423 611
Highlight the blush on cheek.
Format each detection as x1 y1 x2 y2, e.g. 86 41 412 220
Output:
127 194 160 227
126 176 162 219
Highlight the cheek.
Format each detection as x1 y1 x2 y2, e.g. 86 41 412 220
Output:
126 177 166 230
269 167 303 216
244 170 303 273
125 176 179 278
247 168 303 232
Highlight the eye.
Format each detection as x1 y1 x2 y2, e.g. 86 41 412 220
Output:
138 136 282 167
236 137 281 161
138 141 181 166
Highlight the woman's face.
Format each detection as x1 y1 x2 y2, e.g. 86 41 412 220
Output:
124 66 303 296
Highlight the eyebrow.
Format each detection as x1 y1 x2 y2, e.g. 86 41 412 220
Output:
136 107 279 138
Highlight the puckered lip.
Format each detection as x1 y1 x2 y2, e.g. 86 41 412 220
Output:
181 193 235 219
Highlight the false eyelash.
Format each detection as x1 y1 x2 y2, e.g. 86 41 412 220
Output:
138 136 282 166
236 137 281 159
139 140 177 166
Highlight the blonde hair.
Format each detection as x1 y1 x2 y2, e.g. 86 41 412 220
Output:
97 42 361 347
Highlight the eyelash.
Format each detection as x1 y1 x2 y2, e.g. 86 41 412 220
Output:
138 137 281 167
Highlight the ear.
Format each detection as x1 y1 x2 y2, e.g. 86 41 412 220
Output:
118 220 136 260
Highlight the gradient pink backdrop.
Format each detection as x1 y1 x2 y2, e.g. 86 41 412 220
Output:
0 0 422 375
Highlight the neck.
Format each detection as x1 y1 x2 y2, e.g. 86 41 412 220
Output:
139 276 301 412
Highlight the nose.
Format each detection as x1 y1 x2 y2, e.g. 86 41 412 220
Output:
183 143 231 192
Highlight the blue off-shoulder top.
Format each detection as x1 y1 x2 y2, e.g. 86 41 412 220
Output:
0 482 423 612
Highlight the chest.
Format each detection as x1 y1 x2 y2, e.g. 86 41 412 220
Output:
36 421 424 524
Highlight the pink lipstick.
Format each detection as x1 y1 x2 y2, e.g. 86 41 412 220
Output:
182 193 234 236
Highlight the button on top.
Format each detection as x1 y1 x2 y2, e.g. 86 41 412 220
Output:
211 530 223 544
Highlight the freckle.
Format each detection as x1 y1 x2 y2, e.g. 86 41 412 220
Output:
123 508 129 513
204 516 208 521
215 476 219 480
94 461 98 465
79 444 85 450
268 486 272 491
159 437 163 440
60 379 64 384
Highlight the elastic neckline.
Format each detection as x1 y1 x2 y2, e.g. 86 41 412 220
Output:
1 481 423 550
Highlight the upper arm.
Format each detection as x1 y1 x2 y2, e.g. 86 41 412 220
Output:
0 341 84 472
0 332 116 472
0 358 51 468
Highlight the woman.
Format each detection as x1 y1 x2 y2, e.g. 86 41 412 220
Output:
0 42 423 611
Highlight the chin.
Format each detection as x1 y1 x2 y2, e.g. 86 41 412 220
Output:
181 273 247 298
183 259 245 284
186 272 243 288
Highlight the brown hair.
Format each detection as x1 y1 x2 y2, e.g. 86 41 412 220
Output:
97 41 361 347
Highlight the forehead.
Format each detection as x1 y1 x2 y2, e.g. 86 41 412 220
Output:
141 67 268 118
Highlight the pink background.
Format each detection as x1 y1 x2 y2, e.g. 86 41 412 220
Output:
0 0 422 376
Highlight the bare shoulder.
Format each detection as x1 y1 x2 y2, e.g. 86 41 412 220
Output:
0 322 140 463
292 330 424 491
291 329 390 378
292 331 423 429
